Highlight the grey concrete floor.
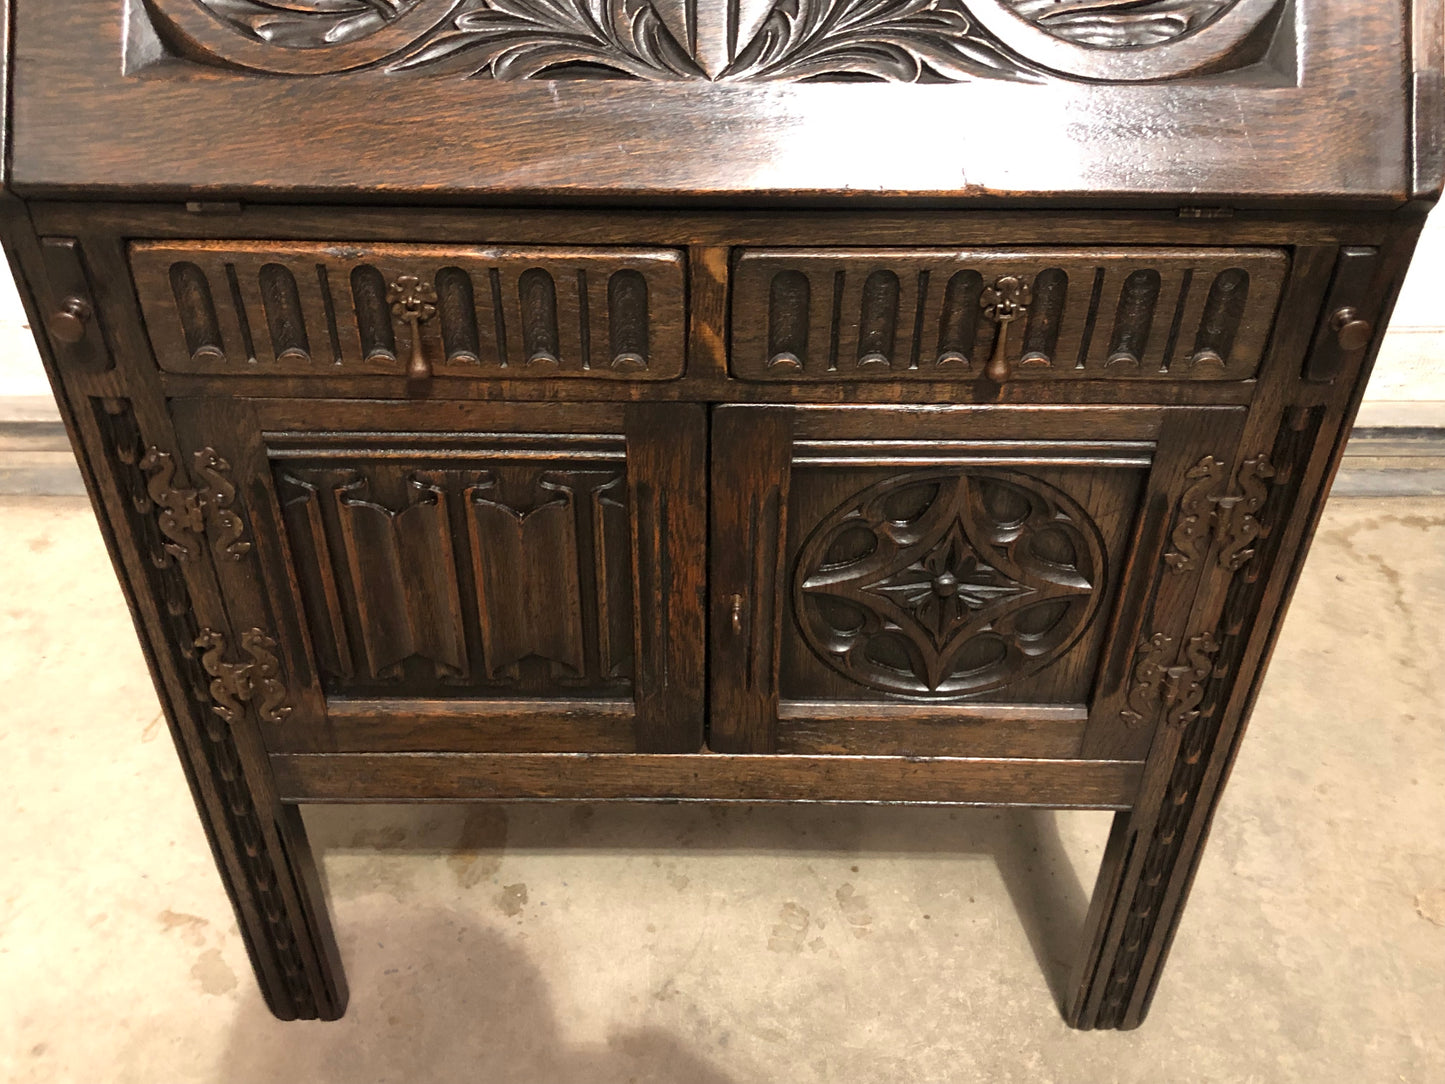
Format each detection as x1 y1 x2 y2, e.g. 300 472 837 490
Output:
1 495 1442 1083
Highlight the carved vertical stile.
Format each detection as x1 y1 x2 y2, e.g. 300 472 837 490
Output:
627 403 707 752
709 406 792 753
1075 406 1324 1030
85 397 341 1020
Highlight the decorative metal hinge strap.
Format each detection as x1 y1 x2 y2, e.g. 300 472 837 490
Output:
1164 454 1276 573
139 447 252 562
1120 631 1221 730
196 628 293 725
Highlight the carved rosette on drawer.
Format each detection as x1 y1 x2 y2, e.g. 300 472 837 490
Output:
275 453 634 699
130 242 684 380
732 248 1288 382
794 468 1107 698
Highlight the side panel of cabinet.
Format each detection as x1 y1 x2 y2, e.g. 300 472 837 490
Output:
170 398 705 754
710 404 1247 758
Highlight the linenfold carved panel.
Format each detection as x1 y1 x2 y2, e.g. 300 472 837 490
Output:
276 451 634 698
142 0 1285 83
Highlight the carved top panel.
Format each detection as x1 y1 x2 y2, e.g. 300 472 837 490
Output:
4 0 1414 200
144 0 1284 83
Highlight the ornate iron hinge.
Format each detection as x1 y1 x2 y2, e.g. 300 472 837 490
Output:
1120 631 1221 730
1164 454 1276 574
139 447 251 562
196 628 293 725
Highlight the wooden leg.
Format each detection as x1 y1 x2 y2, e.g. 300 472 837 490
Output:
84 396 348 1020
1066 697 1227 1029
176 734 349 1022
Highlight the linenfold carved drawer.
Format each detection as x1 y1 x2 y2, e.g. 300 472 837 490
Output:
731 248 1289 383
130 242 687 381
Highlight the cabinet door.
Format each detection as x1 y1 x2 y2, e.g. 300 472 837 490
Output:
170 399 705 754
710 405 1247 759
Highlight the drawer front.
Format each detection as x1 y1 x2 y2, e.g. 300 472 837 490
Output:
731 248 1288 383
131 242 686 380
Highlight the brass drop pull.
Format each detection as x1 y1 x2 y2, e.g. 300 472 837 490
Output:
980 276 1032 384
731 594 744 634
387 275 438 381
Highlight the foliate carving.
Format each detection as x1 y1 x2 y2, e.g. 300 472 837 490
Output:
1014 0 1233 48
1120 631 1220 729
1163 453 1276 574
138 446 252 563
90 398 320 1019
190 0 417 48
147 0 1282 83
795 469 1105 698
1089 407 1324 1029
197 628 295 725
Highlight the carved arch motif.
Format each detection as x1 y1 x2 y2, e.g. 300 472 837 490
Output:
143 0 1284 83
793 468 1107 698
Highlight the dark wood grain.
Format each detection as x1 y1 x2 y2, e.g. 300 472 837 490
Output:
5 1 1418 202
3 0 1438 1034
270 751 1145 806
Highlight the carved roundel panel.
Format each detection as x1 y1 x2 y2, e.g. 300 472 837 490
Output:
793 468 1107 699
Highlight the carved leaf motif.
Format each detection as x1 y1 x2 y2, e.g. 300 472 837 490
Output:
392 0 707 80
719 0 1032 82
169 0 1271 80
1007 0 1235 47
200 0 416 47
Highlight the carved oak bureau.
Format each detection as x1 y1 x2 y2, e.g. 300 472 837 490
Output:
3 0 1439 1030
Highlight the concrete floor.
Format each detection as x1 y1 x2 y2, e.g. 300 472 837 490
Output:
0 496 1442 1083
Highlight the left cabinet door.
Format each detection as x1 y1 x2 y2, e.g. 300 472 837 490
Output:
170 398 706 754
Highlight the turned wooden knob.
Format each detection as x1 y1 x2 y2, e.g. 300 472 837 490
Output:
48 296 92 344
1330 307 1373 352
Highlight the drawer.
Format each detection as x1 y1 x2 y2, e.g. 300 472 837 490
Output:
130 241 687 381
731 248 1289 383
